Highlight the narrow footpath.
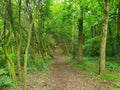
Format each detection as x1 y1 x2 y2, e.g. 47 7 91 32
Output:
40 48 110 90
5 47 110 90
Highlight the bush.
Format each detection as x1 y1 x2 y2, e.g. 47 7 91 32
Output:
38 59 47 70
0 69 8 75
0 75 15 88
27 65 38 72
0 55 6 68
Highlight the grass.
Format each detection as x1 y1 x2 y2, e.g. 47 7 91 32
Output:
69 56 120 89
70 57 99 75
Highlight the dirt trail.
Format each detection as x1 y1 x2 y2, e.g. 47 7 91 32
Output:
2 47 110 90
41 48 110 90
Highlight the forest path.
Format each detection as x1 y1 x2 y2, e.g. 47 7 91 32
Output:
41 47 110 90
6 47 110 90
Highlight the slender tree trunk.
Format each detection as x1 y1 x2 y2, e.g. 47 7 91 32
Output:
99 0 110 75
2 0 18 86
4 47 18 86
91 26 95 56
108 24 115 56
17 0 22 81
72 14 76 59
7 0 22 82
64 40 69 55
116 1 120 62
31 23 39 67
78 12 83 63
24 0 35 89
71 26 74 57
2 21 18 87
24 27 32 90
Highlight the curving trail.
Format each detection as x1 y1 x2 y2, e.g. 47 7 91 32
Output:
41 48 110 90
4 47 110 90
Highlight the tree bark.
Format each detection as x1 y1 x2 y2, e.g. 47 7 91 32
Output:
71 14 76 59
23 27 32 90
116 1 120 62
16 0 22 81
4 47 18 86
78 13 83 63
24 0 35 89
108 24 115 56
99 0 110 75
2 0 18 86
90 26 95 56
64 40 69 55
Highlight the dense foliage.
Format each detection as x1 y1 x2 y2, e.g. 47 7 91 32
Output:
0 0 120 89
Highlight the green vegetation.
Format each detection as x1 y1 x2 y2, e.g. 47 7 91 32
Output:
69 56 120 89
0 75 15 88
0 0 120 89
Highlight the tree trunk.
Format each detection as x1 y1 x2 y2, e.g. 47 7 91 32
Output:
116 1 120 62
23 27 32 90
64 40 69 55
99 0 110 75
2 0 18 86
71 14 76 59
78 13 83 63
4 47 18 86
91 26 95 56
17 0 22 81
108 24 115 56
24 0 33 89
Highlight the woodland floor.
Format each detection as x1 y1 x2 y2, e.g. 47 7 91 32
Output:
3 48 111 90
26 48 110 90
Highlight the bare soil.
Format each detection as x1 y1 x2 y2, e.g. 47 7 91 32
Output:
39 48 111 90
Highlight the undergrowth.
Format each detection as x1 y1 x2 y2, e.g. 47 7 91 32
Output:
69 56 120 89
0 54 53 89
0 69 15 89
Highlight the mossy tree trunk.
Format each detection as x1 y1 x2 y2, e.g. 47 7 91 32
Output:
116 0 120 62
99 0 110 75
1 0 18 86
23 15 34 90
24 0 36 89
16 0 22 81
4 47 18 86
23 27 32 90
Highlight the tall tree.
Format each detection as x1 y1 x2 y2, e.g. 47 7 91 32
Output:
99 0 110 75
116 0 120 62
17 0 22 81
78 8 83 63
24 0 34 89
1 0 18 86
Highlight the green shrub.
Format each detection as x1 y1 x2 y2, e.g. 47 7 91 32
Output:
27 65 38 72
0 55 6 68
38 59 47 70
10 53 17 64
0 69 8 75
0 75 15 88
